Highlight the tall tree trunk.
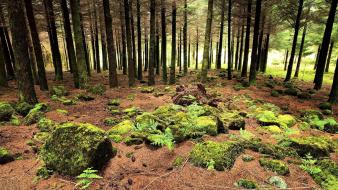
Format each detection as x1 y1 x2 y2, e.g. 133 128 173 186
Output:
329 58 338 103
103 0 118 87
0 37 7 86
284 49 289 71
59 0 79 88
100 9 108 71
26 24 39 85
188 36 191 68
256 14 265 71
155 21 160 75
325 41 334 73
314 0 337 89
8 0 37 104
195 27 199 70
137 0 143 80
79 12 90 76
294 25 307 78
227 0 232 80
161 0 167 82
249 0 262 84
94 2 101 73
129 0 137 78
119 1 127 75
183 0 188 75
144 23 149 72
178 28 182 72
201 0 214 82
314 45 321 70
234 23 240 70
285 0 304 82
148 0 156 85
262 33 270 73
124 0 135 86
169 1 176 84
216 0 225 70
44 0 63 80
70 0 88 88
241 0 252 78
238 17 245 71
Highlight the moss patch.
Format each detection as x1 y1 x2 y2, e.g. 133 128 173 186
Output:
0 147 14 164
235 179 258 189
0 102 15 121
259 158 289 175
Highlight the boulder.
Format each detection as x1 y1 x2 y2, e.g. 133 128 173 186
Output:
14 102 33 116
86 84 106 95
220 111 245 130
23 103 48 125
318 102 332 110
284 88 299 96
108 120 134 136
77 93 95 101
277 114 296 128
189 141 243 171
283 136 332 157
256 111 279 126
0 102 15 121
0 147 14 164
40 122 115 176
259 158 289 175
235 179 258 189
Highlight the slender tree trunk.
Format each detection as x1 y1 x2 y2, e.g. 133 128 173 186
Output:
314 0 337 89
285 0 304 82
120 1 127 75
148 0 156 85
227 0 232 80
59 0 79 87
183 0 188 75
27 0 48 89
169 1 177 84
44 0 63 80
26 24 39 85
94 2 101 73
284 49 289 71
261 33 270 72
103 0 118 87
79 12 90 76
155 22 160 75
178 28 182 72
100 9 108 71
195 27 199 70
256 14 265 71
70 0 88 88
137 0 143 80
241 0 252 78
0 37 7 86
8 0 38 104
216 0 225 70
294 25 307 78
329 58 338 103
201 0 214 82
238 18 245 71
188 36 191 68
161 0 167 82
234 24 240 70
325 41 334 73
314 45 321 70
124 0 135 86
144 23 149 72
129 0 137 78
249 0 262 84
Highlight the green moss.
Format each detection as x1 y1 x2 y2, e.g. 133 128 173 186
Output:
108 99 120 106
242 155 255 162
140 86 154 93
58 97 77 106
86 84 106 95
76 93 95 101
123 107 139 117
189 141 243 171
0 102 15 121
109 134 123 143
298 122 311 131
244 139 296 159
33 132 51 143
0 147 14 164
108 120 134 135
284 88 299 96
277 114 296 128
10 115 20 126
300 110 324 123
318 102 332 110
15 102 33 116
269 176 287 189
220 111 245 130
259 158 289 175
123 137 144 146
23 103 48 125
262 125 282 134
36 166 53 179
50 85 69 97
194 116 219 136
40 122 116 176
37 118 55 132
103 117 120 126
271 90 280 97
235 179 258 189
56 109 68 115
173 156 185 167
256 111 278 126
283 136 332 158
233 83 246 91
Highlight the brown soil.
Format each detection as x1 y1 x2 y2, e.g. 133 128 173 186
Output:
0 71 336 190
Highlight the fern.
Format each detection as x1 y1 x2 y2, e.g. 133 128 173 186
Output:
148 128 175 151
76 168 102 189
135 119 159 133
300 154 322 175
239 129 255 140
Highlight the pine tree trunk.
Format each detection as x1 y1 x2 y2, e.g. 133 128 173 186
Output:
100 9 108 71
44 0 63 80
137 0 143 80
183 0 188 75
155 23 160 75
249 0 262 84
234 24 240 70
285 0 304 82
94 2 101 73
119 1 127 75
0 38 7 86
314 45 321 70
59 0 79 87
261 33 270 72
201 0 214 82
195 27 199 70
144 24 149 72
227 0 232 80
148 0 156 85
241 0 252 78
238 17 245 71
325 41 334 73
329 58 338 103
256 14 265 71
216 0 225 70
70 0 88 88
103 0 118 87
129 0 137 78
161 0 167 82
284 49 289 71
26 25 39 85
294 25 307 78
125 0 136 86
79 12 90 76
8 0 38 104
169 1 176 85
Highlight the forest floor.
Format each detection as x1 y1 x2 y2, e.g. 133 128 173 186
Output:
0 70 337 190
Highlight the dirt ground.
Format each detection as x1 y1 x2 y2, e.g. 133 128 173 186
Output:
0 70 337 190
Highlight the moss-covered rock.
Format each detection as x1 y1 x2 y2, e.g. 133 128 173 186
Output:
262 125 282 134
259 158 289 175
10 115 20 126
220 111 245 130
322 109 332 116
140 86 154 93
108 120 134 136
242 155 255 162
123 107 140 117
40 122 115 176
194 116 219 136
86 84 106 95
256 111 278 126
108 99 120 106
0 102 15 121
103 117 120 126
281 136 332 157
0 147 14 164
300 110 324 122
318 102 332 110
77 93 95 101
14 102 33 116
37 118 55 132
297 92 312 100
235 179 258 189
284 88 299 96
50 85 68 97
271 90 280 97
33 132 51 143
244 139 296 159
189 141 243 171
277 114 296 128
23 103 48 125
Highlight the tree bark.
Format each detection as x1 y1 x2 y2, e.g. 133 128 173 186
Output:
329 58 338 103
201 0 214 83
294 25 307 78
124 0 135 86
0 37 7 86
119 1 127 75
195 27 199 70
284 49 289 71
169 1 176 85
183 0 188 75
161 0 167 82
44 0 63 80
8 0 38 104
227 0 232 80
234 23 240 70
249 0 262 84
129 0 137 78
94 2 100 73
137 0 143 80
216 0 225 70
103 0 118 87
70 0 88 88
256 14 265 71
100 8 108 71
148 0 156 85
241 0 252 78
325 41 334 73
285 0 304 82
238 17 245 71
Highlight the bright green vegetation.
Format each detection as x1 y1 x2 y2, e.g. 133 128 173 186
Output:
50 85 69 97
23 103 49 125
0 146 14 164
86 84 106 95
259 158 290 175
0 102 15 121
75 168 102 189
268 176 288 189
234 179 258 189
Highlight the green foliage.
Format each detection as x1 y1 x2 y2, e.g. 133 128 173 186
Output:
0 146 14 164
127 94 135 101
56 109 68 115
140 86 155 93
269 176 288 189
239 129 255 140
23 103 48 125
86 84 106 95
235 179 258 189
233 83 246 91
108 120 134 135
300 154 322 176
0 102 15 121
76 168 102 190
76 93 95 101
37 118 55 132
15 102 33 116
103 117 120 126
256 111 278 126
50 85 69 97
10 115 20 126
36 166 53 180
148 128 174 151
242 155 255 162
108 99 120 106
173 156 185 167
259 158 290 175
